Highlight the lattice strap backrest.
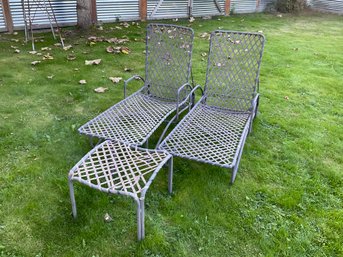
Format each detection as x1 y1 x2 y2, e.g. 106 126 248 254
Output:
204 31 265 112
145 24 194 101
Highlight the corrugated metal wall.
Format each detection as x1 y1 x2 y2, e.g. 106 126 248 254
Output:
147 0 188 19
310 0 343 14
231 0 257 13
97 0 139 22
9 0 77 29
256 0 275 12
0 1 6 31
192 0 225 17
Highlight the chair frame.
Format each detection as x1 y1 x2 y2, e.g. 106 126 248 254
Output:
79 24 195 147
158 30 265 186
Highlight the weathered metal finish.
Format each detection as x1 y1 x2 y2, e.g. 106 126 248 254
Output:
310 0 343 14
192 0 225 17
256 0 275 12
97 0 140 22
230 0 257 13
9 0 77 29
68 140 173 240
159 31 265 185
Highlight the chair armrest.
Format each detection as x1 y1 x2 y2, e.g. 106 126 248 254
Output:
176 83 193 119
124 75 145 98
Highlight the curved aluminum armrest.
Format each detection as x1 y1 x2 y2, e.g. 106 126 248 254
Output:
124 75 145 98
176 83 193 119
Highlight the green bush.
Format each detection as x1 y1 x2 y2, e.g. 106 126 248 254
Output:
276 0 307 12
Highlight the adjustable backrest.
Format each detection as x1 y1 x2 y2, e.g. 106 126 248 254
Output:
204 31 265 112
145 24 194 101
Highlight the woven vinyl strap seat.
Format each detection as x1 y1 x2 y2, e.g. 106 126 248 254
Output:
79 93 176 145
161 104 250 168
159 31 265 186
68 140 173 240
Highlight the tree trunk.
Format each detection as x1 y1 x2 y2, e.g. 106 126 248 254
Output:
77 0 92 29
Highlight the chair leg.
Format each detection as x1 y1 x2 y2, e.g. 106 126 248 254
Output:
168 157 173 194
68 179 77 218
136 200 142 240
140 199 145 240
145 139 149 148
231 143 245 184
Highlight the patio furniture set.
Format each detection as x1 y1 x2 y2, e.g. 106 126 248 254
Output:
68 24 265 240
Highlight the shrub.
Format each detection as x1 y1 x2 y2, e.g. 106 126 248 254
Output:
276 0 307 13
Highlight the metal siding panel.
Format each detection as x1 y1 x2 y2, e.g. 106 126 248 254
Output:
9 0 77 29
97 0 139 22
192 0 226 17
0 1 6 31
256 0 275 12
311 0 343 14
147 0 188 19
231 0 257 13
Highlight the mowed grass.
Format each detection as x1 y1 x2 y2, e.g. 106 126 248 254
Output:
0 12 342 257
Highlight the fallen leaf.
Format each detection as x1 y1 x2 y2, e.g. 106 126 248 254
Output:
74 68 79 71
201 52 207 57
42 53 54 60
89 42 96 46
189 17 195 23
284 96 289 100
277 14 283 18
97 26 103 31
79 80 87 85
124 67 133 72
63 45 72 51
85 59 101 65
14 49 20 53
36 53 42 56
200 32 210 39
31 61 41 65
11 39 19 42
67 54 76 61
47 75 54 79
41 47 51 51
121 47 130 54
94 87 108 93
10 45 18 49
54 43 62 47
29 51 37 55
258 30 263 33
109 77 122 83
115 26 122 30
104 213 113 222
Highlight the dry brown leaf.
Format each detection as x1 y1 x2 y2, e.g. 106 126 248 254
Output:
201 52 207 57
79 80 87 85
42 53 54 60
10 45 18 49
47 75 54 79
104 213 112 223
31 61 41 65
124 67 133 72
85 59 102 65
109 77 122 83
29 51 37 55
94 87 108 93
54 43 62 47
121 47 130 54
189 17 195 23
14 49 20 53
63 45 72 51
67 54 76 61
284 96 289 100
41 47 51 51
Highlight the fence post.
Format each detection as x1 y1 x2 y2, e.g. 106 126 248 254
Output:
225 0 231 15
91 0 97 24
139 0 147 21
2 0 14 33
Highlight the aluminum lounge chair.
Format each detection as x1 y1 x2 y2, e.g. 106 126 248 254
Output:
79 24 194 146
158 30 265 188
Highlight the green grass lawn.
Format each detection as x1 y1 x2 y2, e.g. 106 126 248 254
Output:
0 11 342 257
